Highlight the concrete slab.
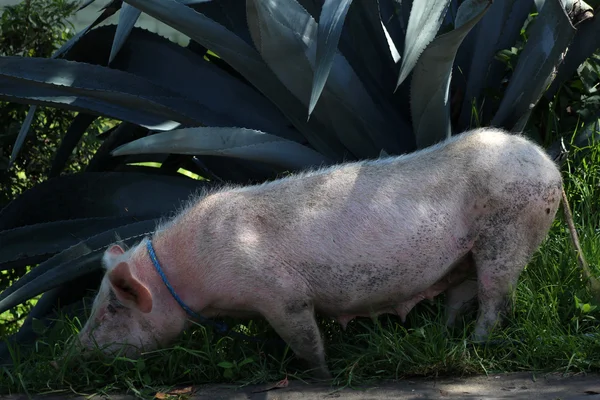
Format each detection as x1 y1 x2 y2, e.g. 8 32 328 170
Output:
2 372 599 400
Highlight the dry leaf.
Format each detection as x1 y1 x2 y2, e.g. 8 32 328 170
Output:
155 386 196 399
251 375 289 393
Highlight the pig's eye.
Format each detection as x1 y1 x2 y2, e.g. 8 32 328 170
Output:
107 304 117 314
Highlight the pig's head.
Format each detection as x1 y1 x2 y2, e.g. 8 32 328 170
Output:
76 240 187 358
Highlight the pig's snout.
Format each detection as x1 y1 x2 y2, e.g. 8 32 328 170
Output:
75 328 145 360
74 327 96 357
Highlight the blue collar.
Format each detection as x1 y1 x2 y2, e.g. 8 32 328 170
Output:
145 238 227 333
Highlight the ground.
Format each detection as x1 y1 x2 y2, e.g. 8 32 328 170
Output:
1 372 599 400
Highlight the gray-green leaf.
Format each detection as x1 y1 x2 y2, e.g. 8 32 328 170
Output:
109 3 142 64
8 106 36 169
246 0 401 158
310 0 353 117
411 0 491 149
491 0 576 131
111 127 331 170
9 6 119 168
121 0 345 160
396 0 451 89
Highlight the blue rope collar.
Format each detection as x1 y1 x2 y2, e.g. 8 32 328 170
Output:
145 238 228 333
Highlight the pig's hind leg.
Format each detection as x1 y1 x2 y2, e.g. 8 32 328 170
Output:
445 277 478 327
445 254 478 327
470 195 558 341
261 298 331 379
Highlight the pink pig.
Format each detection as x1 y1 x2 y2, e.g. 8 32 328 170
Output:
77 127 564 378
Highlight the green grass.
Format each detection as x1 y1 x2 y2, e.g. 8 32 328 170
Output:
1 136 600 399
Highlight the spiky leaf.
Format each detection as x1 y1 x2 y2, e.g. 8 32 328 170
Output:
111 127 331 170
109 3 142 64
491 0 576 131
396 0 451 88
410 0 492 148
123 0 345 159
309 0 353 116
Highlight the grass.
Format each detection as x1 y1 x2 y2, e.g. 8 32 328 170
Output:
0 134 600 398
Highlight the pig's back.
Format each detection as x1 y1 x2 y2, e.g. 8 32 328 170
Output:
206 128 560 303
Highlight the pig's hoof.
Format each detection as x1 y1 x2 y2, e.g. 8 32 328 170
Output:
312 367 332 381
469 333 489 344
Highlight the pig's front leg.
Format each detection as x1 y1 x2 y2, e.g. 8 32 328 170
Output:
261 298 330 379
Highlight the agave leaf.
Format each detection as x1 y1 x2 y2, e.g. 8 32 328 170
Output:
0 56 216 130
546 10 600 99
491 0 576 131
9 17 100 168
8 24 93 168
309 0 353 117
478 0 534 124
110 0 262 85
111 127 331 170
246 0 374 158
77 0 97 11
491 0 535 62
0 171 205 231
379 0 415 123
185 0 254 46
247 0 402 157
0 220 156 314
379 0 409 56
65 26 304 143
535 0 546 11
8 0 124 168
121 0 345 160
85 122 150 173
7 106 37 169
49 113 97 177
245 0 319 106
411 0 492 149
0 78 182 131
458 0 534 129
341 1 403 113
180 0 214 4
380 10 401 64
0 217 144 266
54 2 120 60
396 0 451 89
109 3 142 64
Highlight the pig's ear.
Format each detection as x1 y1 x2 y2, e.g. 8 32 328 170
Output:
108 262 153 313
102 244 126 269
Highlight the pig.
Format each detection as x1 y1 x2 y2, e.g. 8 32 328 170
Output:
77 127 565 379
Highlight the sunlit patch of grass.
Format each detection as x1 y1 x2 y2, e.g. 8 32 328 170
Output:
126 162 206 180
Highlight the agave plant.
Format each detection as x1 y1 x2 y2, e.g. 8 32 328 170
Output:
1 0 600 362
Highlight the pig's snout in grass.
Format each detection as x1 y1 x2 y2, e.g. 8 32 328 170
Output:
76 243 187 360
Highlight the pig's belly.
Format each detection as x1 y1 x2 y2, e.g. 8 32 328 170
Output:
272 197 479 323
305 237 474 323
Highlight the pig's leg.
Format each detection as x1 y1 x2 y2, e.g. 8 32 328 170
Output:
470 246 525 342
262 299 330 379
445 277 478 327
470 206 554 341
445 254 478 327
